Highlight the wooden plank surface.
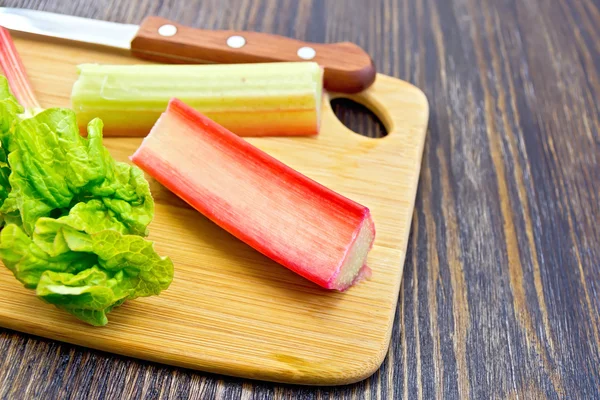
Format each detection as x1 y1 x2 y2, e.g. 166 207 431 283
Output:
1 0 600 398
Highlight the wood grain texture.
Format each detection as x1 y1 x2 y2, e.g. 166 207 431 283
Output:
0 29 429 386
1 0 599 398
132 16 376 93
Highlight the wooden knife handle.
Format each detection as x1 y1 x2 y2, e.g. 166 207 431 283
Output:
130 16 376 94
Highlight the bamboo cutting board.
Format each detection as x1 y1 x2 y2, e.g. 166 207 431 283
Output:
0 34 429 386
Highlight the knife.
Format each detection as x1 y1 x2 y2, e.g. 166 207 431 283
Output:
0 7 375 94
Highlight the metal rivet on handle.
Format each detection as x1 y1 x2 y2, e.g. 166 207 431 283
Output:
158 24 178 37
227 35 246 48
297 47 316 60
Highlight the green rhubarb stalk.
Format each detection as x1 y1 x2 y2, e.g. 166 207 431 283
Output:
71 62 323 137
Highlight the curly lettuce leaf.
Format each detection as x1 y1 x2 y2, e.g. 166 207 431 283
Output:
0 221 96 288
93 160 154 236
0 213 173 326
0 147 11 213
36 267 131 327
33 216 173 297
0 75 24 140
36 220 173 326
0 77 173 326
53 199 129 235
0 75 24 216
0 223 31 274
0 109 153 235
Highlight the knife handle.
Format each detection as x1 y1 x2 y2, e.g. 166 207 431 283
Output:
130 16 375 94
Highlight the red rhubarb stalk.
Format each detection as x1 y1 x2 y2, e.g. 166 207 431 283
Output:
131 98 375 291
0 27 41 113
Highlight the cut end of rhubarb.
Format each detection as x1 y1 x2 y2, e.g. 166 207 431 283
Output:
329 215 375 291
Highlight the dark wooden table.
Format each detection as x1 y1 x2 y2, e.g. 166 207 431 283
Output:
1 0 599 398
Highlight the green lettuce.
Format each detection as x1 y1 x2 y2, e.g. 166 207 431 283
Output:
0 76 173 326
0 218 172 326
0 108 154 235
0 77 23 216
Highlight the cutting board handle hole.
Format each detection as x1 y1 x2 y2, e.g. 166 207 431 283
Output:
330 98 388 138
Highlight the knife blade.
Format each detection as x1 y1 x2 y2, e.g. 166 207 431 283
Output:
0 7 376 93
